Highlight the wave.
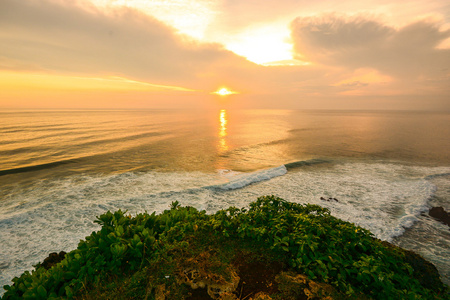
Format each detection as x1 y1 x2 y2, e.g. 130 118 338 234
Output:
73 130 169 149
1 161 450 293
285 158 331 170
206 159 330 191
207 165 287 191
0 159 79 176
424 172 450 180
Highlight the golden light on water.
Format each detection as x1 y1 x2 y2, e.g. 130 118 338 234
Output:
218 109 229 152
219 138 228 152
219 109 227 137
212 87 238 96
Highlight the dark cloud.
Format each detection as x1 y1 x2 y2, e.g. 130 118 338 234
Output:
290 14 450 79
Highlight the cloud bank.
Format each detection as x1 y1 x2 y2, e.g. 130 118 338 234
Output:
1 0 449 110
291 14 450 78
290 14 450 102
0 0 253 89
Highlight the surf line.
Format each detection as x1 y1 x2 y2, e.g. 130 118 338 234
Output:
0 159 79 177
206 165 287 191
207 159 331 192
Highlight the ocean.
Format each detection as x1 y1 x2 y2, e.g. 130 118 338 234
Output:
0 109 449 294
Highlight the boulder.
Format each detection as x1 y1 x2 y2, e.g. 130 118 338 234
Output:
429 207 450 226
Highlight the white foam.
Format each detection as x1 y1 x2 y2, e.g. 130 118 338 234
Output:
212 165 287 190
0 171 221 292
227 162 445 242
1 162 449 295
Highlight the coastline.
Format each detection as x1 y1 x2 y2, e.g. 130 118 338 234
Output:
1 161 450 294
1 196 448 299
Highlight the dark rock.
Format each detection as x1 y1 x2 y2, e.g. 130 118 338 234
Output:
402 249 446 292
320 197 338 202
429 207 450 226
38 251 67 270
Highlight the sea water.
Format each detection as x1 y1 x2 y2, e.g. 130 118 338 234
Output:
0 109 449 294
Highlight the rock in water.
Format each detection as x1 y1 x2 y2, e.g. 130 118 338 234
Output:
429 207 450 226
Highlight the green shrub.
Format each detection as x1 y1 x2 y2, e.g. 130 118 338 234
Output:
1 196 447 299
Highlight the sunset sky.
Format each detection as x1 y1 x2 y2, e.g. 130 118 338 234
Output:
1 0 449 110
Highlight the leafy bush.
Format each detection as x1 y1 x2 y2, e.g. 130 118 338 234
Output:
1 196 447 299
207 196 447 298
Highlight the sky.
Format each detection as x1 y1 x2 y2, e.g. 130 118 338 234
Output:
0 0 449 110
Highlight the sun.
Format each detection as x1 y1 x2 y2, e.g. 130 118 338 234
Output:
212 87 238 96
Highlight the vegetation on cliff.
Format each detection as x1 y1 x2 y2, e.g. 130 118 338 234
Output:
1 196 448 299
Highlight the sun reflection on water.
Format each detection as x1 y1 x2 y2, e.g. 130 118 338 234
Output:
219 109 227 137
218 109 228 152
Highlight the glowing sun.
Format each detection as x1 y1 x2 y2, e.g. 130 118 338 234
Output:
212 87 238 96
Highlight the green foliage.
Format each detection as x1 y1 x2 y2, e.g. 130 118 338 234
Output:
1 196 447 300
207 196 447 299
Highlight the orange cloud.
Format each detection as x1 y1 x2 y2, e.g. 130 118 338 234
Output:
290 14 450 79
1 0 449 111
